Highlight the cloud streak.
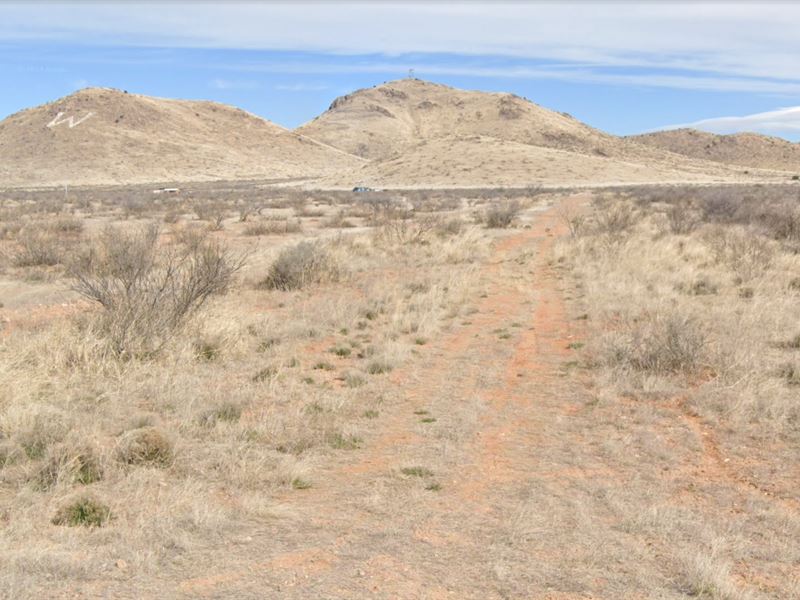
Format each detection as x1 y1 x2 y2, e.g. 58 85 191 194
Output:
660 106 800 136
217 60 800 95
209 78 260 90
3 2 800 88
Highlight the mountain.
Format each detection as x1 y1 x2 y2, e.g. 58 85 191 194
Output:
628 128 800 173
0 87 362 187
1 82 787 190
302 79 757 188
296 78 620 161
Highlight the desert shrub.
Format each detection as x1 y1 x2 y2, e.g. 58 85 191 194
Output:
259 241 340 290
294 204 325 218
677 277 718 296
0 221 23 241
47 216 84 235
702 225 774 281
52 495 110 527
122 197 149 219
556 205 586 237
114 427 174 467
592 201 638 235
777 363 800 386
15 411 69 460
323 211 356 229
484 200 521 228
374 215 442 245
36 443 103 489
0 441 23 469
601 312 705 375
198 403 242 427
244 219 302 236
366 360 393 374
194 202 227 229
665 201 701 234
163 210 182 224
171 224 209 252
11 226 63 267
434 217 464 237
69 223 243 357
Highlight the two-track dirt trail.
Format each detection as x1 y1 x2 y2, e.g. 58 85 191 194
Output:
167 192 644 599
163 192 784 599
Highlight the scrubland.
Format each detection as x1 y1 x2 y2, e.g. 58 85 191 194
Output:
0 185 530 596
2 182 800 598
555 184 800 599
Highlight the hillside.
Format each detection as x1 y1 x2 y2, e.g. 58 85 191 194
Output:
320 135 740 188
0 88 362 187
297 78 622 161
304 79 761 188
628 128 800 173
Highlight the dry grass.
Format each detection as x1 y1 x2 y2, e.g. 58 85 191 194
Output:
0 186 493 596
555 186 800 598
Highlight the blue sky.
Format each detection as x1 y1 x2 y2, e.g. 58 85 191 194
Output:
2 2 800 140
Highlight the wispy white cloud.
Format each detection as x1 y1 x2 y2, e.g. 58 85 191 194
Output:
274 83 329 92
209 78 259 90
3 1 800 90
659 106 800 136
220 61 800 95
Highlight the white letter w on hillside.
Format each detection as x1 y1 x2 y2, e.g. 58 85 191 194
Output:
47 112 94 129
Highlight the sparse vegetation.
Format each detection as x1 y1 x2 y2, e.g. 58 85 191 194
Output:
483 200 521 228
400 466 433 477
114 427 174 467
52 495 111 527
69 223 243 357
259 240 340 290
6 181 795 598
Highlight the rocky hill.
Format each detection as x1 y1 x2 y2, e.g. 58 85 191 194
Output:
0 87 362 187
628 128 800 173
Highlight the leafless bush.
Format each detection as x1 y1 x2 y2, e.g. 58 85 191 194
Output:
484 200 521 228
374 215 441 245
294 204 325 218
592 200 637 235
556 205 586 237
259 241 340 290
69 223 244 357
665 201 701 234
434 217 464 237
364 197 414 226
194 202 227 230
47 215 84 235
322 211 356 229
702 225 774 281
601 312 706 375
244 219 302 236
11 226 63 267
121 197 149 219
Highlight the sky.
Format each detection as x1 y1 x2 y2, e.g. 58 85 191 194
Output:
2 1 800 140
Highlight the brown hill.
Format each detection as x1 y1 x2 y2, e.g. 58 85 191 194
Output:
297 78 621 161
628 128 800 173
322 135 742 188
0 87 362 187
304 79 762 188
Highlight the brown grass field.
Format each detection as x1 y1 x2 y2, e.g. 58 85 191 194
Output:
0 183 799 598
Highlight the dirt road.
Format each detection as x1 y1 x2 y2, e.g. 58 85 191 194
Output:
169 192 637 598
103 192 792 599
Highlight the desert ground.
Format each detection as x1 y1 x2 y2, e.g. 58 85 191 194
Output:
1 180 799 599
